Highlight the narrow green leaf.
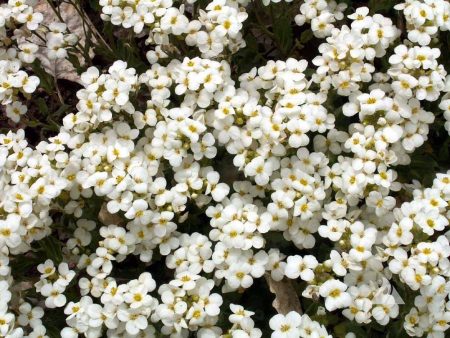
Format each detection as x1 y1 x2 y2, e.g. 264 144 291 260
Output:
39 236 63 263
273 15 293 55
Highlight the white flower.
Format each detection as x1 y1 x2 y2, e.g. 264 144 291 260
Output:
17 9 43 30
319 279 351 311
269 311 301 338
366 191 396 216
392 74 418 98
285 255 318 281
386 218 413 245
21 75 40 93
245 157 273 186
161 8 188 35
117 308 149 335
40 283 67 308
205 171 230 202
415 210 448 235
0 214 21 248
5 101 27 123
372 294 399 325
18 303 44 328
227 265 253 289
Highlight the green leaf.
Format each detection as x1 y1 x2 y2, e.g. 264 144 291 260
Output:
45 325 61 338
67 52 82 73
231 33 263 75
273 15 293 55
368 0 395 14
195 0 210 10
53 103 71 119
88 0 100 11
31 60 54 92
38 236 63 263
438 137 450 161
300 30 314 44
10 255 40 279
37 98 49 116
334 321 367 338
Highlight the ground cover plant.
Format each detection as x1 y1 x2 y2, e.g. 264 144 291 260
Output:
1 0 450 337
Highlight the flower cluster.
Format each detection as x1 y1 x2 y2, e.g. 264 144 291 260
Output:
0 0 87 123
42 22 79 61
35 260 76 309
386 174 450 336
63 61 139 132
155 273 222 335
388 44 447 102
99 0 248 58
63 272 158 337
222 304 262 338
0 0 42 121
295 0 347 38
0 1 450 338
395 0 450 46
270 311 331 338
441 84 450 133
313 8 400 95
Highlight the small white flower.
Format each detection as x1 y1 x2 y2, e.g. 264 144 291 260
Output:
319 279 351 311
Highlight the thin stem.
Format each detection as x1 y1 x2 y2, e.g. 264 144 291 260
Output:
31 30 46 43
45 0 65 23
43 0 88 57
65 0 114 54
53 74 65 105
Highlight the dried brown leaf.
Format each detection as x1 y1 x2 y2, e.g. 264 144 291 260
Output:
30 1 96 83
98 203 124 226
265 273 302 315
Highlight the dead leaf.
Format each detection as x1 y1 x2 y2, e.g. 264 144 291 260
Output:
98 203 124 226
29 1 97 83
265 273 302 315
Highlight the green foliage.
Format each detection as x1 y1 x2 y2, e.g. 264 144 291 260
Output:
368 0 397 14
273 14 294 55
30 60 54 93
38 236 63 264
4 1 450 337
